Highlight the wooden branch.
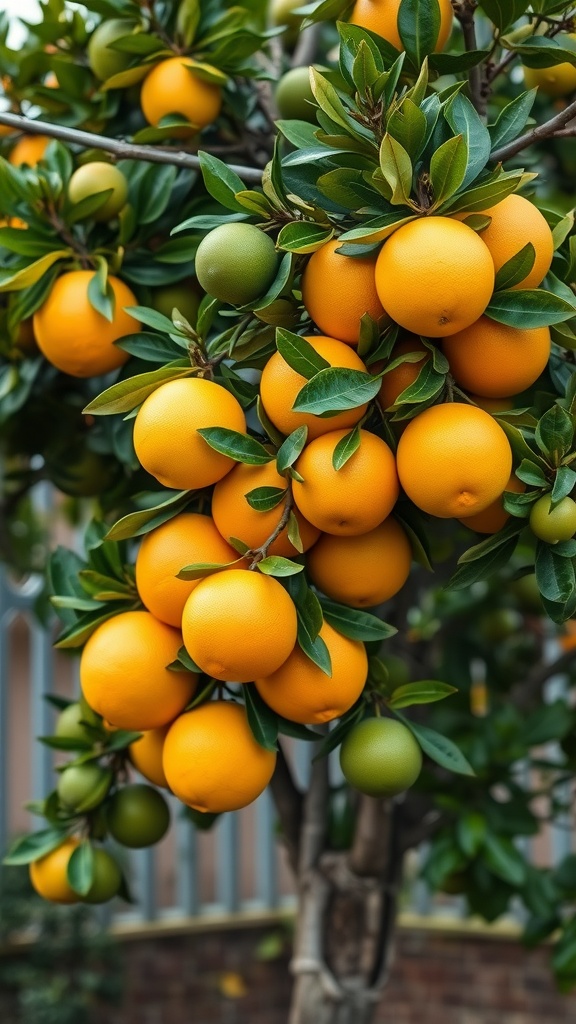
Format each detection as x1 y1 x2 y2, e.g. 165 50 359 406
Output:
491 96 576 162
291 23 322 69
348 796 393 878
298 748 330 875
269 742 303 874
454 2 484 114
0 112 263 183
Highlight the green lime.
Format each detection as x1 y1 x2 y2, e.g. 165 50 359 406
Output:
68 162 128 221
194 223 279 306
151 282 203 326
339 717 422 797
275 66 316 122
83 847 122 904
529 493 576 544
88 19 137 82
106 784 170 848
57 764 113 813
55 703 94 744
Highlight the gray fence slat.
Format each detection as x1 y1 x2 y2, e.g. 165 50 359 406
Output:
256 788 277 909
216 812 239 913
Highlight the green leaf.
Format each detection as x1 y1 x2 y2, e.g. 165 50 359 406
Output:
298 620 332 675
480 0 529 33
429 134 468 207
257 556 304 577
311 702 366 762
292 367 381 415
442 170 529 214
483 833 526 886
489 90 537 151
177 560 238 581
332 425 361 470
388 680 457 709
244 685 279 752
535 405 574 462
457 813 487 857
321 598 397 642
123 305 181 335
67 841 95 897
276 222 333 254
3 829 69 866
552 466 576 504
87 257 115 322
277 426 309 472
0 249 71 293
512 36 576 70
198 151 247 213
535 543 575 603
105 491 191 542
445 93 491 188
515 459 548 487
497 419 549 471
387 98 428 161
379 134 414 206
494 243 536 291
276 328 330 380
197 428 274 465
394 713 475 776
398 0 441 66
486 289 576 329
448 522 523 589
83 365 194 416
245 486 286 512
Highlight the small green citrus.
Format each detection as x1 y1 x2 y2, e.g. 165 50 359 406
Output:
83 847 122 904
339 717 422 797
55 703 95 744
194 223 279 306
275 66 316 121
68 162 128 221
88 19 137 81
151 281 202 326
106 783 170 848
57 763 113 813
529 493 576 544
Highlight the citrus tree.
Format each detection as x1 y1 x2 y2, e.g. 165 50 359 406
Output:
2 0 576 1021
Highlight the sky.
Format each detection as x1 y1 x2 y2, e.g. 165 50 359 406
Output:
5 0 41 44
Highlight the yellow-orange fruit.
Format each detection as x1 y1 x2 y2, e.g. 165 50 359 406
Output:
292 428 399 535
259 334 370 439
470 194 554 289
9 135 49 166
163 701 276 813
33 271 138 377
350 0 453 52
443 317 550 398
255 621 368 724
306 517 412 606
135 513 237 627
181 569 298 682
29 838 80 904
80 611 196 730
129 726 171 789
378 335 431 409
459 473 525 534
301 240 385 345
211 461 320 557
396 403 513 519
140 57 222 132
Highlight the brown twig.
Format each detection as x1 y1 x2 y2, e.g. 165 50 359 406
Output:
291 23 322 70
454 1 484 114
491 95 576 162
248 486 295 567
268 742 303 874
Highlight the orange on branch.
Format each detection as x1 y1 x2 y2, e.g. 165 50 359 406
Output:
465 194 554 289
377 335 431 409
306 516 412 606
350 0 453 52
129 726 171 789
141 57 222 133
301 240 385 345
443 318 551 398
459 473 525 534
9 134 49 166
29 838 80 904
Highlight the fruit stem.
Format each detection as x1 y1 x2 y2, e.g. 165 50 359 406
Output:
247 485 295 569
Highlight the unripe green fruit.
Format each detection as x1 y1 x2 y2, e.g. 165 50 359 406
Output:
340 717 422 797
57 764 113 813
529 494 576 544
478 608 522 643
151 282 202 326
68 162 128 221
269 0 303 44
83 847 122 904
55 703 94 744
106 783 170 848
275 66 316 122
88 19 137 82
378 654 410 690
195 223 279 306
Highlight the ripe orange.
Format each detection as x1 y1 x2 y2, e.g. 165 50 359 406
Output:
470 194 554 289
163 701 276 812
260 334 370 439
443 317 550 398
378 335 431 409
133 378 247 491
306 516 412 606
468 395 514 414
350 0 453 52
181 569 297 682
211 461 320 557
80 610 196 730
33 271 139 377
255 621 367 724
9 134 49 166
396 403 513 518
375 218 494 337
292 428 399 535
29 838 80 904
129 726 171 789
140 57 222 133
459 473 525 534
523 36 576 96
135 513 237 627
301 240 385 345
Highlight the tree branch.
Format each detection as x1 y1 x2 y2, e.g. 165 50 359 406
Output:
269 742 303 875
299 748 329 875
291 23 322 69
491 96 576 163
454 2 484 114
348 797 393 878
0 112 263 183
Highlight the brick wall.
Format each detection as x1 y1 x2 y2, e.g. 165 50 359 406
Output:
105 921 576 1024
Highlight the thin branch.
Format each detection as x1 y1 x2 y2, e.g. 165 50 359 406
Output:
491 95 576 163
268 742 303 874
298 748 329 875
291 23 322 69
454 2 484 114
0 112 263 183
348 796 393 878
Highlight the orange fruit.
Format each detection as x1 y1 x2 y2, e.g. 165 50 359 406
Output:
129 726 171 789
135 513 237 627
181 569 297 682
9 134 49 166
211 461 320 557
80 610 197 730
163 701 276 812
469 394 514 414
301 240 385 345
459 472 525 534
133 378 247 491
377 335 431 409
255 621 368 724
140 57 222 133
396 403 513 518
33 271 139 377
559 620 576 652
259 334 370 439
350 0 453 52
443 317 550 398
375 218 494 337
523 37 576 97
29 838 80 904
468 194 554 289
292 428 399 535
306 516 412 606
